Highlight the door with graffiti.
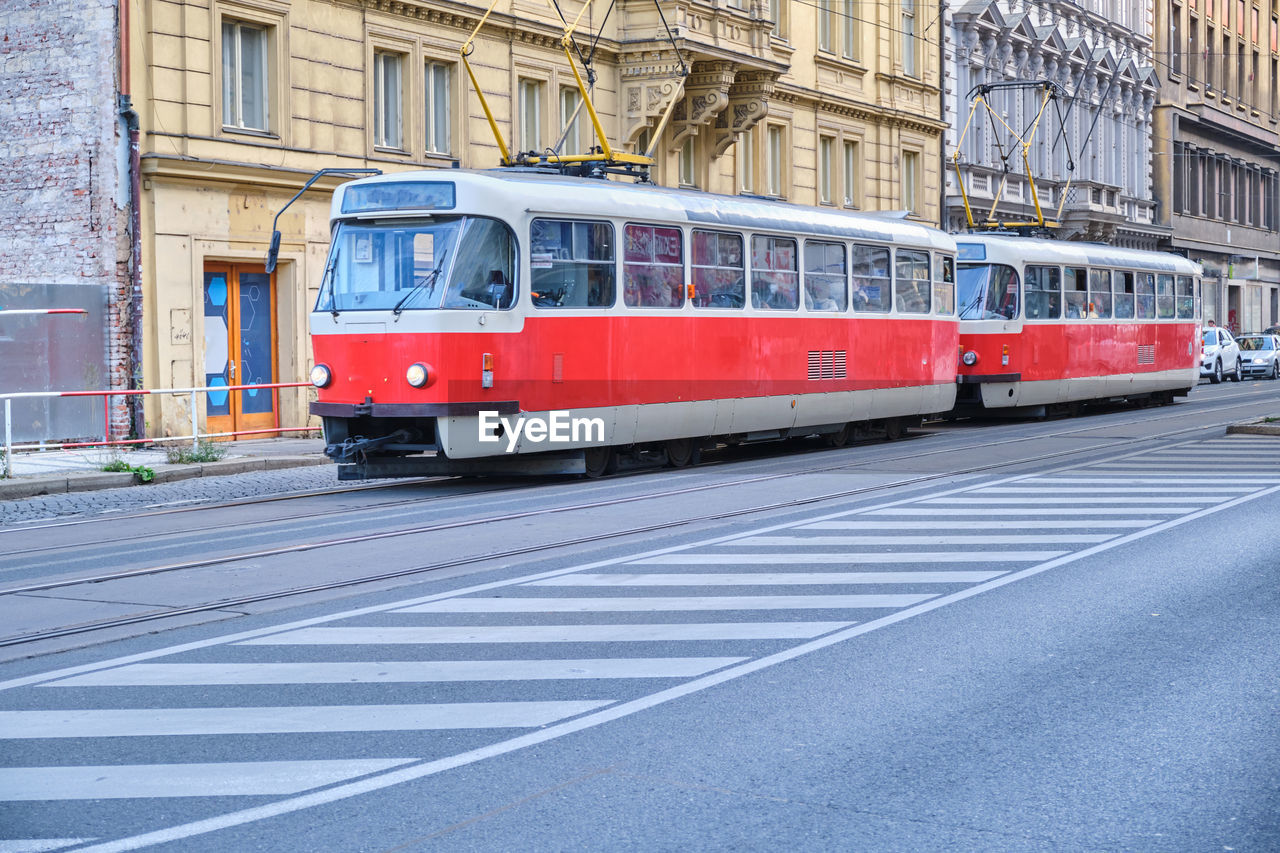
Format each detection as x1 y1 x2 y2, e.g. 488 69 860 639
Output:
202 263 278 437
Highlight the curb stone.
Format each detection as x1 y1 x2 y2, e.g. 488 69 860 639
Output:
1225 421 1280 436
0 455 331 500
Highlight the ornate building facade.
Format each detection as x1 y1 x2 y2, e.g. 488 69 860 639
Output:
944 0 1167 248
1153 0 1280 331
7 0 947 439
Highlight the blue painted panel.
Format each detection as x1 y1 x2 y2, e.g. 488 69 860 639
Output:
238 272 274 415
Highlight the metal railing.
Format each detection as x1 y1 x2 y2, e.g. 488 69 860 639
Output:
1 381 313 478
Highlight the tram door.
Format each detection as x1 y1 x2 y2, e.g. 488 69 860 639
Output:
202 263 278 437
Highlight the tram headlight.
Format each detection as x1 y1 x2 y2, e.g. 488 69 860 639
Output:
309 364 332 388
961 350 979 367
406 362 434 388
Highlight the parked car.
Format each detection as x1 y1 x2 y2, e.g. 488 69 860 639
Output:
1201 327 1242 384
1236 334 1280 380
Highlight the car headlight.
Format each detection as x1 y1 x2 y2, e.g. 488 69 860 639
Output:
961 351 979 366
406 362 434 388
309 364 331 388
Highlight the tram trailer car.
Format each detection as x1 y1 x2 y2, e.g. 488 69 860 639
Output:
308 169 961 478
953 234 1203 416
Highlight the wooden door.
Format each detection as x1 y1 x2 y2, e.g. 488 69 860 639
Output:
202 263 278 437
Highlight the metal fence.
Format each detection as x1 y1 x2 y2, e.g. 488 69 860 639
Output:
1 381 313 478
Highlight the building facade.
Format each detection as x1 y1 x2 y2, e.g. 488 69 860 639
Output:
0 0 135 443
1154 0 1280 331
2 0 946 441
944 0 1167 249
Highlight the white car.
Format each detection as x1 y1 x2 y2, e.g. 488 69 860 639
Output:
1201 327 1241 384
1237 334 1280 380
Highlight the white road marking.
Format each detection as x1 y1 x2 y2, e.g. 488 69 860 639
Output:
45 658 746 687
0 841 96 853
631 551 1066 564
0 702 612 739
397 594 936 613
238 622 854 646
1014 478 1280 485
70 484 1280 853
526 571 1007 586
972 486 1255 494
865 507 1187 516
730 534 1112 545
0 760 414 801
922 496 1210 504
801 520 1155 529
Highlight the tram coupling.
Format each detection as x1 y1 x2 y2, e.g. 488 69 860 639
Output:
325 430 413 463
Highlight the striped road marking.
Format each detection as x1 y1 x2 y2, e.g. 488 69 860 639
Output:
396 594 937 613
238 622 856 646
0 760 415 801
730 534 1113 545
0 702 612 739
44 658 748 687
525 571 1007 586
630 551 1067 564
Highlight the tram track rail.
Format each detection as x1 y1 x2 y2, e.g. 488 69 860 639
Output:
2 383 1275 563
2 397 1272 650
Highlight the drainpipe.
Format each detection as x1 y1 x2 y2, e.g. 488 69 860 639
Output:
119 0 144 439
938 0 949 230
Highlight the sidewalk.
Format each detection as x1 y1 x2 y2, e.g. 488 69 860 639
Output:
0 437 329 500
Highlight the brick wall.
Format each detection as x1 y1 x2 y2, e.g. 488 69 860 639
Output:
0 0 134 438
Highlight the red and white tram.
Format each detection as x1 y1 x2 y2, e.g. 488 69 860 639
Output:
308 169 961 477
953 234 1202 415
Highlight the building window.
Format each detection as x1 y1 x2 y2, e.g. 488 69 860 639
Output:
737 130 755 194
222 20 269 131
819 0 835 52
818 136 834 204
842 0 858 60
902 150 920 213
425 61 451 155
678 137 697 187
843 140 861 208
373 52 404 149
520 79 544 152
901 0 918 78
1172 4 1183 75
769 0 787 39
766 125 785 197
1190 18 1200 81
560 86 584 154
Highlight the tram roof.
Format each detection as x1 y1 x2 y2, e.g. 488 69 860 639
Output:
331 168 958 253
955 232 1203 275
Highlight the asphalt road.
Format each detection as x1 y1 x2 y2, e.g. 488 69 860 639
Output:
1 382 1278 852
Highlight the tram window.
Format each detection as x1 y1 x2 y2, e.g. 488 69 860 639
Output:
895 250 931 314
933 255 955 315
691 230 745 308
1064 267 1088 319
1087 269 1112 319
1136 273 1156 319
804 241 847 312
530 219 615 308
623 224 684 308
1176 276 1195 319
1024 265 1061 320
751 235 799 310
441 218 517 310
851 244 891 312
1157 274 1176 319
1113 271 1136 320
956 262 1018 319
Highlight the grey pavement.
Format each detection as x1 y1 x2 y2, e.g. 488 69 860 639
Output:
0 436 340 524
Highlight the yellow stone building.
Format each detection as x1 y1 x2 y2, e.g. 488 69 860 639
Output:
129 0 944 437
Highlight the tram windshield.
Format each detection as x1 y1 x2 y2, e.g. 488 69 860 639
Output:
317 216 517 313
956 263 1019 320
